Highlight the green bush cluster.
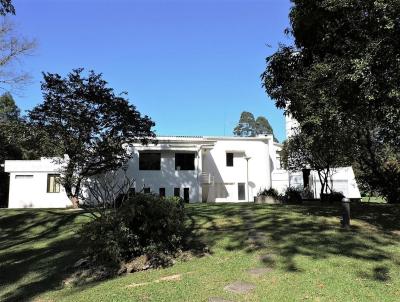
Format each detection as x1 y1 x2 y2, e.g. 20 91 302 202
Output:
80 194 186 266
282 186 303 204
257 188 279 198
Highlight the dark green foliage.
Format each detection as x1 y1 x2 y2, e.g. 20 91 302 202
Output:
321 191 345 203
80 194 186 266
262 0 400 202
233 111 256 137
255 116 273 135
0 0 14 15
258 188 279 198
283 186 302 204
28 69 155 206
234 111 276 140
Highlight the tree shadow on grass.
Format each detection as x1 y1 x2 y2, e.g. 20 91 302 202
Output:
186 203 400 277
0 210 89 302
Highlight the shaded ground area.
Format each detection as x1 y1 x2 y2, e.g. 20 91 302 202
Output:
0 209 90 302
0 203 400 301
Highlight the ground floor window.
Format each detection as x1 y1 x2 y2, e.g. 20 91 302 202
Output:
174 187 180 197
143 187 151 194
238 183 245 201
159 187 165 197
47 174 61 193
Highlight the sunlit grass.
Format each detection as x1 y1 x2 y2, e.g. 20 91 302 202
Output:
1 203 400 301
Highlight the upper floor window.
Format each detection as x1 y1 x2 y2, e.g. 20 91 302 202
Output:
47 174 61 193
226 153 234 167
139 152 161 170
175 153 195 170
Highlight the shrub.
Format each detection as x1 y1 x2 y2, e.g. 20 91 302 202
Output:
80 193 186 267
258 188 279 198
282 186 302 204
321 191 344 203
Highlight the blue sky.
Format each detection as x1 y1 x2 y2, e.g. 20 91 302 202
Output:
11 0 292 141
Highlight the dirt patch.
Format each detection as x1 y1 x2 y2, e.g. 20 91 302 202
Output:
126 272 193 288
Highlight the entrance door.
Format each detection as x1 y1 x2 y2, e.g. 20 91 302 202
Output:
238 183 245 201
183 188 189 203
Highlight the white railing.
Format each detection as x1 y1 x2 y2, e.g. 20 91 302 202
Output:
200 172 214 184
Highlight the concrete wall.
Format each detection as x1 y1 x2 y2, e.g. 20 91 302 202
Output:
271 167 361 199
5 159 71 208
127 148 201 202
202 139 270 202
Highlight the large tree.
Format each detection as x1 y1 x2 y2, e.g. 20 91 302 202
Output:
262 0 400 203
0 0 14 15
234 111 277 140
28 69 156 207
0 92 22 206
233 111 256 137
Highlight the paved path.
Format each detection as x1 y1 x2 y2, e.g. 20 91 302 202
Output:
208 209 275 301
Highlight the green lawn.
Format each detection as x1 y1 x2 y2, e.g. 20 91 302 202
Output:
1 203 400 302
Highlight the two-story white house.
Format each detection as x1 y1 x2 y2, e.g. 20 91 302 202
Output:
3 115 361 208
3 135 282 208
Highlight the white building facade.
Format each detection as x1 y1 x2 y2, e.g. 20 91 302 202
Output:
4 135 280 208
3 115 361 208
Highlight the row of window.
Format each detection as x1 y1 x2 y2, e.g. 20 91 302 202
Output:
139 152 236 171
143 187 190 202
139 152 196 170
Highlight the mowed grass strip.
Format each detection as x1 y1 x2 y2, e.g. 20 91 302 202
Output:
0 203 399 302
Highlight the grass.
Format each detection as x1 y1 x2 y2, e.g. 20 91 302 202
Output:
1 203 400 302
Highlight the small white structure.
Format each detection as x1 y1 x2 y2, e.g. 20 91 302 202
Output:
4 158 70 208
273 114 361 199
3 115 361 208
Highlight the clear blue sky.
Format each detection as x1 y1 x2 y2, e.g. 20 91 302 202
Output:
11 0 292 141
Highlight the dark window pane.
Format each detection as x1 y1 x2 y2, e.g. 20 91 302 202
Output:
183 188 189 203
175 153 195 170
144 187 151 194
174 187 180 197
139 152 161 170
238 183 245 200
226 153 234 166
159 188 165 197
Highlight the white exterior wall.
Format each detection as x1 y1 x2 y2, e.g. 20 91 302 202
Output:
202 138 270 202
127 147 201 202
4 159 71 208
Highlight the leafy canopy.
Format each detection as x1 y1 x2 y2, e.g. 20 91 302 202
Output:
28 68 156 204
262 0 400 202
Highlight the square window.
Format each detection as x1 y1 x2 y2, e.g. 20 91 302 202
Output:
175 153 195 170
139 152 161 170
143 187 151 194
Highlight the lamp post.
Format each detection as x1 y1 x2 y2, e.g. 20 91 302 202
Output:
245 156 251 202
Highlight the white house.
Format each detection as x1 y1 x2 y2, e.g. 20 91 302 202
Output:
3 115 361 208
4 135 278 208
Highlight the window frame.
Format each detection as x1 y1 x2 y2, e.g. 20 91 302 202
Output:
47 174 61 193
226 152 234 167
139 152 161 171
175 153 195 171
238 183 245 201
174 187 180 197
